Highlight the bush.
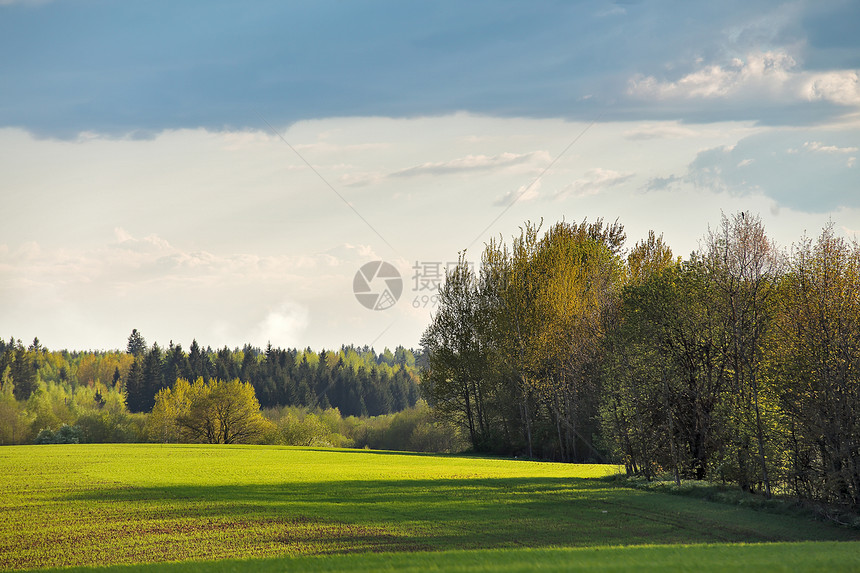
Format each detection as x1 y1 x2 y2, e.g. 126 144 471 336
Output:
262 402 467 453
34 424 82 444
350 402 468 453
264 407 351 447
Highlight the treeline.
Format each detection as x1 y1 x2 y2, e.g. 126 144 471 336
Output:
0 364 462 452
421 214 860 511
123 337 420 416
0 337 426 447
0 336 420 418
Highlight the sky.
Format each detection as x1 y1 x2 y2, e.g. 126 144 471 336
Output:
1 0 859 353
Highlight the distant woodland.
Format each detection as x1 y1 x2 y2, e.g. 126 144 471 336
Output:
0 339 451 451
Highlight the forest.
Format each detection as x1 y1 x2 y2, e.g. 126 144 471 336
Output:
421 213 860 512
0 339 444 450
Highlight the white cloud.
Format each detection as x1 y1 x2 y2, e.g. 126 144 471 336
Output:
321 243 380 266
803 141 859 154
803 71 860 107
624 123 701 140
555 168 633 199
341 150 550 187
628 51 860 108
494 180 542 206
3 114 857 351
629 51 798 100
0 230 373 349
338 171 385 187
255 301 310 348
390 151 549 178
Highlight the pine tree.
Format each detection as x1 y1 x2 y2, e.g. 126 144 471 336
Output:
141 343 164 412
125 358 146 413
127 329 147 357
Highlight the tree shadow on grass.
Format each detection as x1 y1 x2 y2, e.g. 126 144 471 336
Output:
5 476 858 570
59 476 859 552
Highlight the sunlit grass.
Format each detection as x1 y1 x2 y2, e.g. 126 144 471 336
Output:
34 543 860 573
0 444 856 571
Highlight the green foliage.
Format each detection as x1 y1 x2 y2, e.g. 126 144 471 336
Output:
424 213 860 513
34 423 82 444
127 328 147 357
149 377 271 444
422 218 626 460
261 402 468 453
0 367 31 444
265 406 351 447
349 401 469 453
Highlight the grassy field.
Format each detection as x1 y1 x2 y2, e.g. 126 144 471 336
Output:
1 444 857 571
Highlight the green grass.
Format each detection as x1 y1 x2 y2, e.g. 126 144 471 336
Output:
1 444 857 571
27 543 860 573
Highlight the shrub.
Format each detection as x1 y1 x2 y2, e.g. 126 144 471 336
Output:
34 424 82 444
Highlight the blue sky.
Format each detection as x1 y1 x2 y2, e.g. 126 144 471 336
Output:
1 0 858 351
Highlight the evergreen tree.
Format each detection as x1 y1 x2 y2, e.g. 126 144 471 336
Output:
126 329 147 357
162 342 190 387
125 358 146 412
11 341 36 401
141 343 164 412
187 339 211 381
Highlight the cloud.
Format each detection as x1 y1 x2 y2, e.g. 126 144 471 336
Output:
643 174 682 192
628 51 860 112
113 227 172 253
685 131 860 212
555 168 633 199
320 243 381 266
342 151 550 187
390 151 549 178
494 180 542 207
624 123 702 140
6 2 860 136
803 71 860 107
490 165 637 206
628 51 800 100
1 230 367 305
0 230 377 349
254 301 310 348
803 141 859 154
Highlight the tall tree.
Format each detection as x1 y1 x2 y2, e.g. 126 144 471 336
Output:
705 212 779 496
771 223 860 508
600 231 676 479
125 358 146 413
126 329 147 358
421 253 495 449
187 339 211 382
141 343 164 412
10 340 36 401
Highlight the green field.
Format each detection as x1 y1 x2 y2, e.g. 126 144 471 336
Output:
1 445 857 572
